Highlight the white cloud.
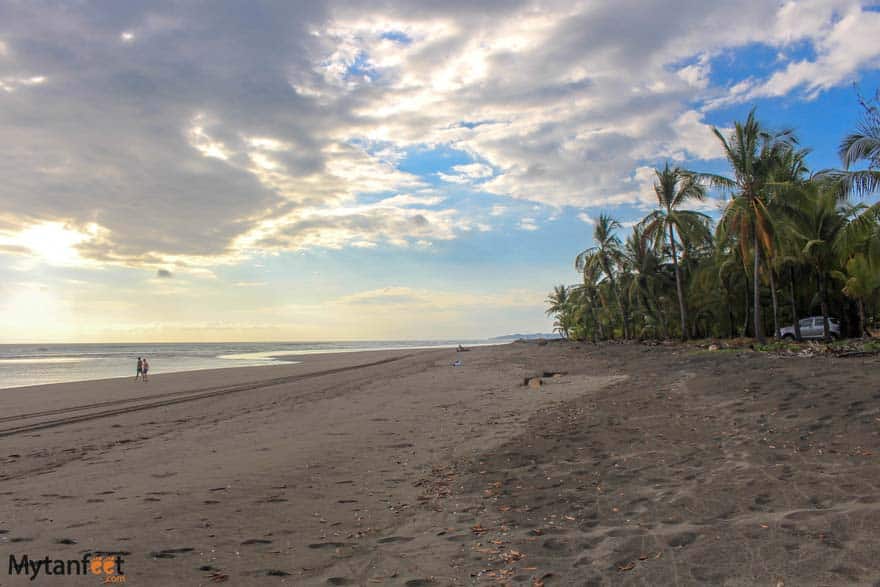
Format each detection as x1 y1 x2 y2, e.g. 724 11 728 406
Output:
750 8 880 100
332 285 545 309
0 0 878 269
437 162 494 184
577 212 595 225
0 75 45 93
518 217 538 231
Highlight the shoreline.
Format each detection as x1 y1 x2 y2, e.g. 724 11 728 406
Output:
0 341 508 392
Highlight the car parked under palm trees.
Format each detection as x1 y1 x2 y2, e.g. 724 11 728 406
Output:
779 317 841 340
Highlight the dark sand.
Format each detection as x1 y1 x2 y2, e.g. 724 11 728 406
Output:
1 342 879 585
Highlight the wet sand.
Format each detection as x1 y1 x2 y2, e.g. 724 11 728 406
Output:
1 342 879 585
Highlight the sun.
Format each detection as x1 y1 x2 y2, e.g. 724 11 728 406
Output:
1 221 100 266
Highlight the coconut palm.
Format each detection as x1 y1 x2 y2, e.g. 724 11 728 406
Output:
763 147 811 337
641 163 711 340
545 284 572 338
834 254 879 337
625 227 668 338
786 182 851 340
702 109 798 343
834 90 880 198
571 262 606 341
575 214 629 339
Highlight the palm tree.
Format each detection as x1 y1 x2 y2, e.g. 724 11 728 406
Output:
575 214 629 339
702 109 798 343
545 284 572 339
571 263 606 341
763 147 811 337
834 254 879 337
786 182 850 340
625 227 668 339
641 163 711 340
833 90 880 198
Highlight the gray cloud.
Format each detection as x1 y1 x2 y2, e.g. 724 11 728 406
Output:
156 268 173 278
0 0 877 266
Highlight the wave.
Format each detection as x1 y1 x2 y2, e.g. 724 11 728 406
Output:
0 357 92 364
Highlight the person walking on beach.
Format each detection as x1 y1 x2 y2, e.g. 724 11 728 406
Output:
136 357 143 381
142 357 149 382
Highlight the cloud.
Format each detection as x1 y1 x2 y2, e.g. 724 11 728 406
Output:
750 8 880 100
518 217 539 231
332 285 546 310
577 212 595 225
156 268 173 279
0 0 877 271
437 162 494 183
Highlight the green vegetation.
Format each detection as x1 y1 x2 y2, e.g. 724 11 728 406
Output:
548 93 880 342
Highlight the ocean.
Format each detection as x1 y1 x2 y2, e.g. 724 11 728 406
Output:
0 340 496 390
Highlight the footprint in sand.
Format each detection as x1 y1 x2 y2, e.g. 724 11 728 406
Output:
377 536 413 544
150 548 194 559
55 538 77 545
258 569 290 577
308 542 348 549
542 538 570 551
326 578 352 585
241 539 272 545
668 532 697 547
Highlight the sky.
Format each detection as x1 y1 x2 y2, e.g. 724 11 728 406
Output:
1 0 879 343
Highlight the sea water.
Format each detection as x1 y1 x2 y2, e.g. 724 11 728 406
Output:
0 340 496 390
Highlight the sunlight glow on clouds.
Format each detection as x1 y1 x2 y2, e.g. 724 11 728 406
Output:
0 1 878 340
0 222 102 267
1 0 877 268
0 74 45 92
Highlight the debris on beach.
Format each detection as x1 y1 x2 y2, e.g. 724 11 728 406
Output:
688 337 880 359
524 376 543 388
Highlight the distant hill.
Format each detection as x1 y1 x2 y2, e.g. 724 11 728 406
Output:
490 333 563 341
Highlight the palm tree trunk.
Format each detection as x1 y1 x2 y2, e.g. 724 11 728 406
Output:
818 272 830 341
668 224 688 341
753 227 765 344
727 290 736 338
769 267 779 339
654 296 669 339
742 275 750 338
859 299 868 337
605 272 627 340
788 267 801 341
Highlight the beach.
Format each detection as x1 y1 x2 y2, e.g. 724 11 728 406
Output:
2 342 880 585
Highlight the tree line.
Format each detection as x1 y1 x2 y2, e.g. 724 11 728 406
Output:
547 93 880 343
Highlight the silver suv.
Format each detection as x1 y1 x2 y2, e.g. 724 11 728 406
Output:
779 316 841 340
